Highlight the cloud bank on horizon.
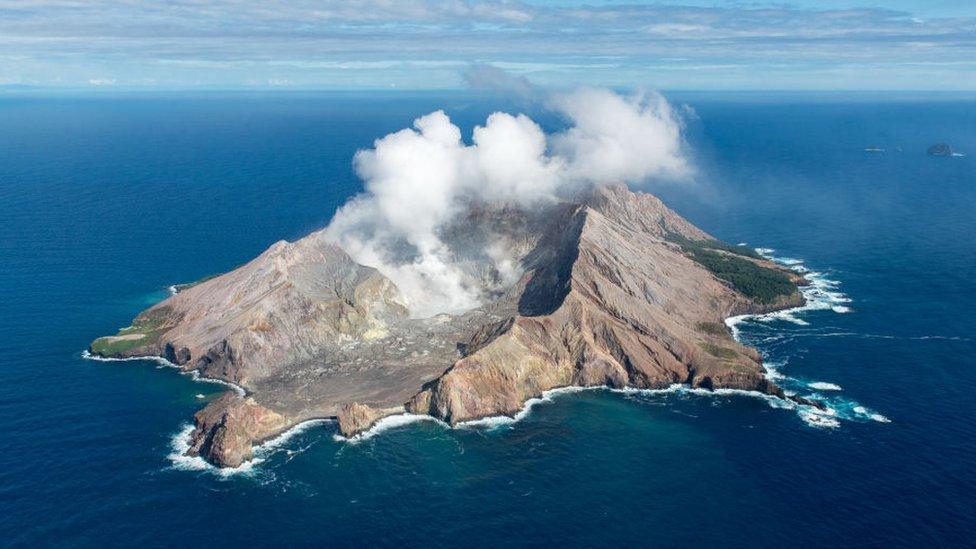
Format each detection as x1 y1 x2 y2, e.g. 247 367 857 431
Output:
1 0 975 90
326 87 688 316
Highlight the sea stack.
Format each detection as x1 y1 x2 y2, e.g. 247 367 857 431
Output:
927 143 953 156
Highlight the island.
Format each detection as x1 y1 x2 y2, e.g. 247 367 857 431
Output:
927 143 954 156
90 185 815 468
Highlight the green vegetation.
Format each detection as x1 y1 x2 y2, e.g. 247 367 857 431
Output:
668 234 796 304
90 334 147 356
667 234 763 259
695 321 729 337
699 342 738 360
90 307 171 356
686 247 796 303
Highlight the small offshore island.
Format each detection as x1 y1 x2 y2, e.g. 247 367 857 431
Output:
91 184 819 468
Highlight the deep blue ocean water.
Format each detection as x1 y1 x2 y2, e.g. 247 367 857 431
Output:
0 92 973 547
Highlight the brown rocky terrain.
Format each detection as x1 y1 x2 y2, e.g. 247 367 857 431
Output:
91 185 809 468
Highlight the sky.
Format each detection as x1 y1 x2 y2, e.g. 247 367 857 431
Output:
1 0 975 91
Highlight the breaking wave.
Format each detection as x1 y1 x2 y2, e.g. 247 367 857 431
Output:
457 386 594 429
333 414 446 443
167 419 332 477
83 350 334 476
808 382 843 391
725 248 889 429
798 409 840 429
726 261 852 333
167 424 262 477
81 350 246 396
261 419 332 451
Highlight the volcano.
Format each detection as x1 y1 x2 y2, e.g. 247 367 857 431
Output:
91 184 808 468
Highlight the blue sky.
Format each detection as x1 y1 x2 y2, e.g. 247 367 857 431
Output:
2 1 975 90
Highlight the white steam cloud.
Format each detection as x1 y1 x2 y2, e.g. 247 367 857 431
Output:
326 88 689 318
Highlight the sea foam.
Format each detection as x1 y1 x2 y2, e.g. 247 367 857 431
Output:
260 419 331 451
799 409 841 429
167 419 332 477
722 249 891 430
808 382 842 391
457 386 595 429
167 424 262 476
82 350 246 396
333 414 446 443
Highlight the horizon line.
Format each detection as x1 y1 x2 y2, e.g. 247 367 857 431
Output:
3 86 976 94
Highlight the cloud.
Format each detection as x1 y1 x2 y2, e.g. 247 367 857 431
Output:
325 86 688 317
2 1 974 89
551 88 688 184
265 78 294 87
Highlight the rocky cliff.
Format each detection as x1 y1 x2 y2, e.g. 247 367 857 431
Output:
91 185 807 467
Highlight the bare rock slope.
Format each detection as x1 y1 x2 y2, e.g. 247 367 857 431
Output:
91 185 806 467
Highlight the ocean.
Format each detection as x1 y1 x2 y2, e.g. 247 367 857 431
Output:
0 91 973 546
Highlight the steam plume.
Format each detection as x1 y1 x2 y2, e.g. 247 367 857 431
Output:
326 88 689 317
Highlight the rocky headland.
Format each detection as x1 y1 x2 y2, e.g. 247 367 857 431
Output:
91 185 810 468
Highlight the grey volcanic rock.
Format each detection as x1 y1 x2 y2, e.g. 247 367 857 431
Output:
92 185 806 467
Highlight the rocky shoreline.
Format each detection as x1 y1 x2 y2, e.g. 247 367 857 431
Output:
91 185 818 468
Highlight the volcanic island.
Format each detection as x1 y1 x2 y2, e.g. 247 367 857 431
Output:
90 185 817 468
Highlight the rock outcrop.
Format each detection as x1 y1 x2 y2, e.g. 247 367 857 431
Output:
927 142 953 157
336 402 402 438
91 185 808 467
185 393 288 468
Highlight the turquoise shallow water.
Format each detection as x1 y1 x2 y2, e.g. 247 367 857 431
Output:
0 92 974 546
